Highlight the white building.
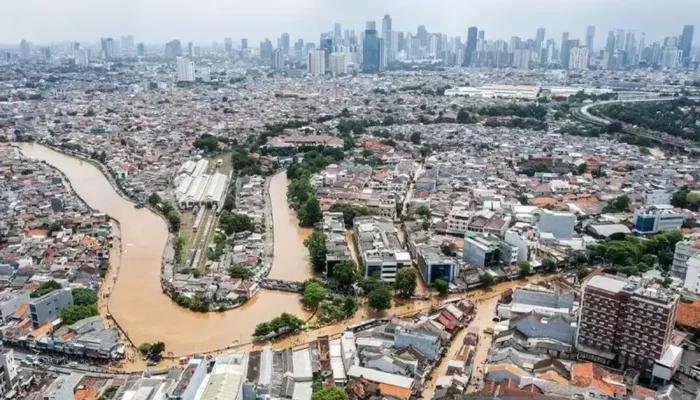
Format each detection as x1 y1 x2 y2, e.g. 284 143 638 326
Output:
684 254 700 294
535 209 575 240
672 240 700 279
176 56 195 82
568 46 589 70
512 49 530 69
0 350 17 398
200 66 211 82
329 52 347 76
75 49 89 67
505 229 536 265
353 216 411 282
445 84 540 100
633 205 684 234
307 49 326 76
645 189 672 206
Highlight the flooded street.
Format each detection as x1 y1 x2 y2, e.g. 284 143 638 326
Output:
18 143 310 359
267 171 313 281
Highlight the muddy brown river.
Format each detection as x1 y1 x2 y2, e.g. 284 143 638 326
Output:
18 144 311 356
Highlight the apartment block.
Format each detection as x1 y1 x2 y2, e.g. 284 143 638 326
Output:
353 216 411 282
576 274 680 377
671 239 700 280
29 288 74 329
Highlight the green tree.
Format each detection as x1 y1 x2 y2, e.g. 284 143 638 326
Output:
61 304 98 325
394 268 418 298
311 386 349 400
304 230 328 274
300 197 322 227
577 268 591 283
138 343 152 354
603 194 631 213
434 279 449 296
333 261 358 287
368 285 392 312
219 211 254 234
519 261 531 278
30 280 62 298
481 272 495 287
342 296 358 315
415 205 431 219
410 132 421 144
229 265 254 280
541 258 557 272
577 163 587 175
72 288 97 306
147 192 161 207
150 342 165 357
303 281 327 308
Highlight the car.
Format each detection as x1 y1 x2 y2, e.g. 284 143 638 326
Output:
68 362 78 367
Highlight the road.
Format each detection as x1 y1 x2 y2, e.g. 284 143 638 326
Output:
573 97 700 153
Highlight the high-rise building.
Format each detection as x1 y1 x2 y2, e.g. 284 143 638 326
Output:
464 26 478 66
576 274 679 376
382 14 392 67
19 40 30 59
307 49 326 76
75 49 89 67
272 48 284 70
679 25 694 59
334 23 342 40
605 31 616 54
136 43 145 57
535 27 545 56
585 26 595 63
559 32 569 66
165 40 181 58
176 57 195 82
508 36 521 52
569 46 589 70
224 38 233 54
615 29 625 50
280 33 290 56
363 21 382 73
200 66 211 82
120 35 135 54
329 52 346 76
662 45 683 68
100 38 115 59
260 39 274 64
512 49 530 69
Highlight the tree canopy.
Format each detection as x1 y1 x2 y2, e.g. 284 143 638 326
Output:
332 261 358 287
303 281 328 308
311 386 349 400
434 279 449 296
394 268 418 298
304 230 328 274
368 284 392 312
72 288 97 306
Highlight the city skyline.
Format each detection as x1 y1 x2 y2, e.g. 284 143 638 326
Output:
1 0 698 46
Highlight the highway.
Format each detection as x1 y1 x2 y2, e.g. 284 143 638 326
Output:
572 96 700 153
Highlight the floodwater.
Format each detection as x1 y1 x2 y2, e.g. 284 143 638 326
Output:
267 171 313 281
17 144 310 358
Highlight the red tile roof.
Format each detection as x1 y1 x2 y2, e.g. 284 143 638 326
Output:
676 301 700 329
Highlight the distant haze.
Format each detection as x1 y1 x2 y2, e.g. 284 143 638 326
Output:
2 0 697 46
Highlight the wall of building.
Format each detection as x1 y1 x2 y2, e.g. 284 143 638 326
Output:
29 288 74 329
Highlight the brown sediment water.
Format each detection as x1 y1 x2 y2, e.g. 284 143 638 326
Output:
17 143 311 357
267 171 313 281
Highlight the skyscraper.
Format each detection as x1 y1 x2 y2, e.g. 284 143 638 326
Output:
559 32 569 67
19 40 30 59
136 43 145 57
272 48 284 70
382 14 393 67
679 25 694 59
100 38 115 59
329 52 346 76
363 21 382 73
260 39 273 64
464 26 478 66
224 38 233 54
280 33 290 56
176 57 195 82
334 23 342 40
615 29 625 50
241 38 248 58
120 35 135 54
585 26 595 56
307 49 326 76
417 25 429 47
535 27 545 56
569 46 589 70
605 31 616 54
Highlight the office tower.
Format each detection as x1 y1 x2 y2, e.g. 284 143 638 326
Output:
294 39 304 61
280 33 290 56
508 36 521 52
546 39 556 64
662 46 683 68
334 23 342 40
405 34 414 59
200 66 211 82
382 14 392 67
241 38 248 51
615 29 625 50
165 40 181 58
193 46 202 57
679 25 694 59
100 38 115 59
272 49 284 70
19 40 30 59
477 30 485 41
637 33 646 64
224 38 232 54
136 43 145 57
585 26 595 62
176 57 195 82
417 25 429 47
535 27 545 56
464 26 478 66
605 31 616 54
329 52 346 76
75 49 89 67
650 42 662 65
42 47 51 59
512 49 530 69
308 49 326 76
576 274 679 376
363 21 382 73
569 46 589 70
71 42 80 56
559 32 569 66
120 35 135 54
260 39 273 63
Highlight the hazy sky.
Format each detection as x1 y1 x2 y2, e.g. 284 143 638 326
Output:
2 0 697 47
